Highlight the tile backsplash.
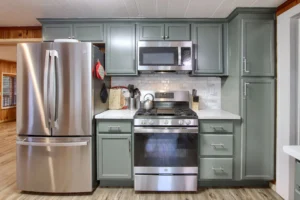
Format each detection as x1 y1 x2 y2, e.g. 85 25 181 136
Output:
111 74 221 110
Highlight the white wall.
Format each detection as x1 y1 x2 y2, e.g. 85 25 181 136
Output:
0 45 16 62
277 5 300 200
112 75 221 109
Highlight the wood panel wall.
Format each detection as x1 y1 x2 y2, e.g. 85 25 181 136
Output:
0 60 16 123
0 27 41 123
277 0 300 16
0 27 42 39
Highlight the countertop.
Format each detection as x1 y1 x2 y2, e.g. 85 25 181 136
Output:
283 146 300 160
95 109 241 120
195 110 241 120
95 110 137 119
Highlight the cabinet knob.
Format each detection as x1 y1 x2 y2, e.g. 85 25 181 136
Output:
161 36 164 39
165 36 169 39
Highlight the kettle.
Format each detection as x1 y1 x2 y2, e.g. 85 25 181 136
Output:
143 93 154 110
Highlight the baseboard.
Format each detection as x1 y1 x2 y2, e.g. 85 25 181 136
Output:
98 180 271 188
198 180 270 187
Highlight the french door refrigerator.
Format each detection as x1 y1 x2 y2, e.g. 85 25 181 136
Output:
16 42 108 193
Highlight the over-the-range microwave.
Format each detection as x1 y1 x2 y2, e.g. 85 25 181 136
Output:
138 41 193 73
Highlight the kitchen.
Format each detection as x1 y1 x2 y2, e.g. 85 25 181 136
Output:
0 0 297 199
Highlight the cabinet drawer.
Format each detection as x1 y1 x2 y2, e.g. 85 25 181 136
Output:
98 121 131 133
200 121 233 133
199 158 233 179
199 134 233 156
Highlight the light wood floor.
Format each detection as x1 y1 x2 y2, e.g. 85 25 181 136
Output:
0 121 283 200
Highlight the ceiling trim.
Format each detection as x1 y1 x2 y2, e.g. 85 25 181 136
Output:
276 0 300 16
37 7 276 24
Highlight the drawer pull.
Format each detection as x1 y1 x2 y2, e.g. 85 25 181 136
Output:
108 126 121 131
211 143 224 148
212 167 224 172
211 126 225 132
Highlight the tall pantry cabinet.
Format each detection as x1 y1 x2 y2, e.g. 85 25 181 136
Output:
221 11 275 181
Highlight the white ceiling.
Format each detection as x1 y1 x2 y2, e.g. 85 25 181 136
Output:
0 0 285 26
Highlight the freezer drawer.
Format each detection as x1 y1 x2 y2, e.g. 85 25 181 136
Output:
16 136 93 193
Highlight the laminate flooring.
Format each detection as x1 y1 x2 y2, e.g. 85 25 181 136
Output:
0 121 283 200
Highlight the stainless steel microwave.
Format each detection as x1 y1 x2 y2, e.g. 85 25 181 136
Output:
138 41 193 73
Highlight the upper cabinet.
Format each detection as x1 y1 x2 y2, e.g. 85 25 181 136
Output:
241 19 275 77
73 23 104 41
192 23 225 75
43 24 73 41
139 23 190 41
106 23 137 75
43 23 104 42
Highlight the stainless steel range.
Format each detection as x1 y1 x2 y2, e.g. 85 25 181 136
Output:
133 91 198 192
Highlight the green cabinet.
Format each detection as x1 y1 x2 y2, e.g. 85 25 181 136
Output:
241 78 275 180
106 24 136 75
192 24 224 75
73 23 104 41
97 134 132 180
43 24 73 41
241 19 275 77
295 161 300 200
43 23 104 41
139 23 190 41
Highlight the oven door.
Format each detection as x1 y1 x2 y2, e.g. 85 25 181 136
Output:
134 127 198 174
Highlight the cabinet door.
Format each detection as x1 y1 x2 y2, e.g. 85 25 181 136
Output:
241 78 275 180
241 19 275 77
43 24 73 41
97 134 132 180
73 23 104 41
139 24 165 40
192 24 223 74
106 24 136 75
164 23 190 40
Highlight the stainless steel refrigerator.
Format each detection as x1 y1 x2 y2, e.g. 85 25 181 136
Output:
16 42 109 193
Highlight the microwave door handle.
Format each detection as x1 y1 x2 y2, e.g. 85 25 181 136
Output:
43 50 51 129
178 47 181 66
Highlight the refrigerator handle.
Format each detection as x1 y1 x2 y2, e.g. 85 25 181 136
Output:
43 50 51 129
49 50 58 128
16 140 89 147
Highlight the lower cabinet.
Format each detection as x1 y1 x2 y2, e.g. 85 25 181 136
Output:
241 78 275 180
199 120 235 180
295 161 300 200
97 134 132 180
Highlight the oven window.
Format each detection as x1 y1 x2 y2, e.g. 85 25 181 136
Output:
134 133 197 167
139 47 178 65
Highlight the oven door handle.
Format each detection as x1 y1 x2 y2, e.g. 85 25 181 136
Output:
134 127 198 134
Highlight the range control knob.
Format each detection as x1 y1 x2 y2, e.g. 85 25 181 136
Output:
178 120 183 125
185 120 191 125
164 120 169 125
149 120 154 125
142 120 146 125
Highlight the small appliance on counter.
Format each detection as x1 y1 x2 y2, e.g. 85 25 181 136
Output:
192 89 199 111
133 91 198 192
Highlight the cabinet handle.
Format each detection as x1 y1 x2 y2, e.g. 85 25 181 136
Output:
165 35 169 39
211 126 224 131
211 143 224 148
128 140 131 153
108 126 120 132
243 57 249 73
212 167 224 172
68 37 71 39
161 36 165 39
244 82 250 99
